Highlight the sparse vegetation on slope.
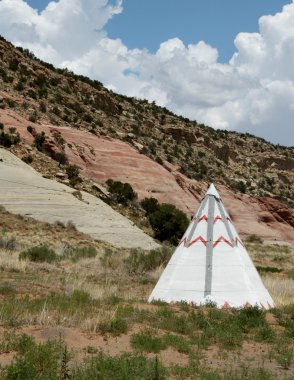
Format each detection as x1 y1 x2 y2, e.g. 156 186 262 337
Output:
0 34 293 209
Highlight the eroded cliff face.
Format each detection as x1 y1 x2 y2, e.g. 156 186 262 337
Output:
1 107 293 245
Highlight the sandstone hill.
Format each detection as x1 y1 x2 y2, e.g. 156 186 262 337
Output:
0 148 158 250
0 35 293 245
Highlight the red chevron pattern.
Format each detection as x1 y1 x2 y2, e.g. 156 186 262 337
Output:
192 215 208 222
213 236 234 248
188 236 207 247
178 235 243 250
213 215 222 223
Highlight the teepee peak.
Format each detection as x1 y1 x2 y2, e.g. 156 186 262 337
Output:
206 183 220 199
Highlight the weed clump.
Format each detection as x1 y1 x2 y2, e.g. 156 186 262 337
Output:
61 245 97 262
98 317 128 336
246 234 263 244
124 245 172 274
19 245 57 263
131 331 167 353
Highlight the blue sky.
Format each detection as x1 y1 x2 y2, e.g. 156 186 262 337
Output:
27 0 290 62
0 0 294 145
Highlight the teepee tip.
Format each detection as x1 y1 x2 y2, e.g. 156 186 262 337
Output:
206 183 220 198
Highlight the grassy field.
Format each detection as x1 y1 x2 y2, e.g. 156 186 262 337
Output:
0 207 294 379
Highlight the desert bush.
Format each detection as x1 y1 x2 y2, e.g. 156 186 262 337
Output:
163 333 191 354
0 131 21 148
131 331 167 353
246 234 263 244
39 101 47 113
62 245 97 262
106 179 137 205
53 151 68 166
98 317 128 336
72 352 166 380
124 246 172 274
100 248 120 270
27 125 33 133
235 306 267 332
141 198 189 244
148 203 189 244
4 338 62 380
66 165 80 186
14 81 24 91
0 235 17 251
34 132 46 151
21 154 33 164
19 245 57 263
141 197 159 214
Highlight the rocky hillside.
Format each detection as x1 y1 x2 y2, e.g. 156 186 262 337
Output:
0 35 293 245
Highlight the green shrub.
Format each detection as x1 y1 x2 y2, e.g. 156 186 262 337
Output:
72 352 166 380
19 245 57 263
163 333 191 354
246 234 263 244
0 131 21 147
0 235 17 251
98 318 128 336
62 246 97 262
149 203 189 244
14 81 24 91
21 154 33 164
27 125 33 133
4 339 62 380
106 179 137 205
131 331 167 353
236 306 266 332
141 197 159 214
124 246 172 274
39 101 47 113
53 151 68 166
66 165 80 186
34 132 46 151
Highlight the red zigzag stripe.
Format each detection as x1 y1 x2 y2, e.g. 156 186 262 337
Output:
192 215 232 224
178 236 244 249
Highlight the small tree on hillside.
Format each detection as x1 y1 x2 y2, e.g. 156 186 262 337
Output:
106 179 137 205
141 197 159 215
149 203 189 245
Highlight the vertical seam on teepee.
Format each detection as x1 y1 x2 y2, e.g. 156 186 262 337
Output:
204 195 215 297
217 200 235 246
185 196 208 248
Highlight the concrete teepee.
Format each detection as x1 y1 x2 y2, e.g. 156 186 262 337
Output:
148 184 275 309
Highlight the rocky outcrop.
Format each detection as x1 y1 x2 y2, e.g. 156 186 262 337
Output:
166 127 197 144
257 197 294 228
93 92 121 115
260 157 294 171
213 143 231 164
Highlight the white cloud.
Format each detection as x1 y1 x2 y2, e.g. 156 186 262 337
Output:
0 0 293 146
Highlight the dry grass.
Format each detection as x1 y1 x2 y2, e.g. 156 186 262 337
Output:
1 207 294 378
0 249 28 273
262 275 294 306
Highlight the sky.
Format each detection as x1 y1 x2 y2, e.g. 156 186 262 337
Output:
0 0 293 146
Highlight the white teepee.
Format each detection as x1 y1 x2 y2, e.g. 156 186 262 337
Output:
148 184 275 309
